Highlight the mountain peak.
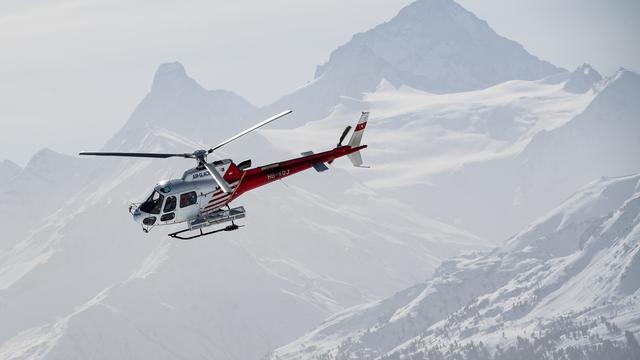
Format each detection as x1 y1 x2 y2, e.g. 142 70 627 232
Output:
103 62 256 151
564 63 602 93
0 159 21 185
262 0 563 124
0 159 20 170
395 0 473 23
154 61 187 78
397 0 456 14
610 67 639 83
592 67 640 106
151 61 193 91
26 148 65 166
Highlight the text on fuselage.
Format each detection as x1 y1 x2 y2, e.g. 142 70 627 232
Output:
267 169 290 180
192 171 211 180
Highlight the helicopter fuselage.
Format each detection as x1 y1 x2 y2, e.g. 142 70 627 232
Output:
131 144 367 229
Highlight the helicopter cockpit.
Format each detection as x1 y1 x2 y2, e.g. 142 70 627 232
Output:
132 178 202 229
139 190 164 215
138 180 180 214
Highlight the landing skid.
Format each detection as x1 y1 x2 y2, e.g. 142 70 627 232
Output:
168 223 243 240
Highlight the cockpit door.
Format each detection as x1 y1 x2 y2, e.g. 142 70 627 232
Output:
160 196 177 222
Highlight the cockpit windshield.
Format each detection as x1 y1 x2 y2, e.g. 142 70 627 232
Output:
140 190 164 214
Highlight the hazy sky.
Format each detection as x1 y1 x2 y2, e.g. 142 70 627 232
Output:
1 0 638 165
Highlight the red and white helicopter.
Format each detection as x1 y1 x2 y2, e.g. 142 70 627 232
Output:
80 111 369 239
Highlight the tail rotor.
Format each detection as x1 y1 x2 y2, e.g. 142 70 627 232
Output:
328 112 370 167
336 126 352 147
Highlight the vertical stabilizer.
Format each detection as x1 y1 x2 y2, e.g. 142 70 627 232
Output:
347 112 369 167
348 112 369 148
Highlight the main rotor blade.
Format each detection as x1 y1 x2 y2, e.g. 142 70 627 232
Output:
208 110 292 153
79 152 192 159
201 161 232 193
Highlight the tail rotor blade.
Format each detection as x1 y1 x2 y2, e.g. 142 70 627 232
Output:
328 125 353 164
337 126 352 147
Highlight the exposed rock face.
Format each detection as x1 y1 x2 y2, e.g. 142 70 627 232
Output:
564 63 603 93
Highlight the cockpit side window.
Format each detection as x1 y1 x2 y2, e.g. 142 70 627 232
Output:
164 196 177 213
180 191 198 208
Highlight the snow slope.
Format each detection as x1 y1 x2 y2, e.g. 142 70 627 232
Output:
269 174 640 360
258 0 562 126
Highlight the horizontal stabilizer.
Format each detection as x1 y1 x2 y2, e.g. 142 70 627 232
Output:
302 151 329 172
312 162 329 172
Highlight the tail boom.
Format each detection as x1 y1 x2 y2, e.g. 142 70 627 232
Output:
231 144 366 199
227 112 370 201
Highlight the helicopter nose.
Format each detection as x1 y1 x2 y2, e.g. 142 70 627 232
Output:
132 207 143 223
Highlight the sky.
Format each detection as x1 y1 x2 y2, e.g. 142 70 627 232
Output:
0 0 638 165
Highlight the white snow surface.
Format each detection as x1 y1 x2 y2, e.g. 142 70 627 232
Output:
269 174 640 360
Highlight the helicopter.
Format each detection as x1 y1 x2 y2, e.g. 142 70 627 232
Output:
80 110 369 239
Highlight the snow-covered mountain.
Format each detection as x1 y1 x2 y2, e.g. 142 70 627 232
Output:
0 64 492 360
259 0 563 126
106 62 257 151
423 67 640 240
563 63 602 93
269 173 640 360
0 150 91 251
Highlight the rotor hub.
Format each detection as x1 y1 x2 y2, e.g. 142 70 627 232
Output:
192 149 208 162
